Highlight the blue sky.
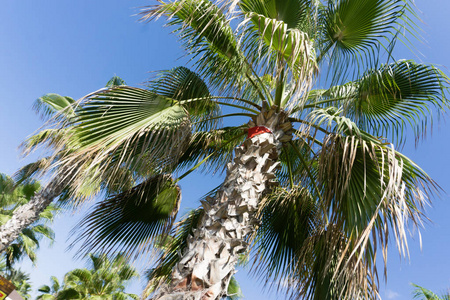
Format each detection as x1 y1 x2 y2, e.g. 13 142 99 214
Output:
0 1 449 299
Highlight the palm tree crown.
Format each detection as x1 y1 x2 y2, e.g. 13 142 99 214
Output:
6 0 449 299
37 253 139 300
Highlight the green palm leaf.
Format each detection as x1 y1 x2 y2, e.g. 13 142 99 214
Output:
314 114 436 270
240 1 316 81
306 61 449 144
240 0 313 31
71 175 180 258
33 93 76 120
412 283 450 300
141 0 247 91
58 86 190 196
175 126 246 174
147 66 219 131
348 61 448 143
253 186 320 284
106 75 126 88
320 0 408 79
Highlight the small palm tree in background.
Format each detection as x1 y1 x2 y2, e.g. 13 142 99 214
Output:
0 263 33 300
37 253 139 300
0 0 449 299
412 284 450 300
0 173 56 268
37 276 62 300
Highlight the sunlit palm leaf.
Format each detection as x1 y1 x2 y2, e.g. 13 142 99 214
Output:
347 61 449 143
106 75 127 87
314 110 436 269
412 283 450 300
147 66 220 131
320 0 407 79
58 86 190 197
141 0 247 92
240 0 313 31
241 7 316 83
305 61 449 144
22 128 70 156
226 276 243 300
33 93 76 120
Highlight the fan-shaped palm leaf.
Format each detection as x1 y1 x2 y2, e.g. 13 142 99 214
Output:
71 175 181 258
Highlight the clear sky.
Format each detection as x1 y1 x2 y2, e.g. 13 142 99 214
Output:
0 1 449 299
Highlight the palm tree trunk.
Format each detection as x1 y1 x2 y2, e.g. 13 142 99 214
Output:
154 109 291 300
0 175 65 252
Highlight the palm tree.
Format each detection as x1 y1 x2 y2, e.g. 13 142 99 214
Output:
0 173 56 268
0 92 76 253
412 284 450 300
37 254 139 300
37 276 62 300
0 79 124 251
2 0 449 299
0 266 33 300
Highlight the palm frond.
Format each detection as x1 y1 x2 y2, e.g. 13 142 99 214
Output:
141 0 249 93
346 61 449 144
56 86 190 198
411 284 444 300
33 93 76 121
147 66 220 131
70 175 181 259
252 186 376 299
317 131 436 275
175 126 246 175
240 2 317 89
306 61 449 145
227 276 243 300
239 0 314 31
106 75 127 87
252 186 320 286
319 0 408 80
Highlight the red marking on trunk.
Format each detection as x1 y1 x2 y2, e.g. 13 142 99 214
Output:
247 126 272 139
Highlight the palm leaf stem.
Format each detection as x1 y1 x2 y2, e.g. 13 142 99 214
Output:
316 41 336 65
215 101 259 114
193 113 256 125
288 141 327 224
302 98 347 110
283 145 295 189
274 65 286 109
289 117 330 135
243 56 274 105
180 96 262 110
245 72 272 105
293 132 321 152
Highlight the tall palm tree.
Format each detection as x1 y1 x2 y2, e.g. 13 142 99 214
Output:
0 174 56 268
0 92 76 253
37 254 139 300
2 0 449 299
0 78 124 251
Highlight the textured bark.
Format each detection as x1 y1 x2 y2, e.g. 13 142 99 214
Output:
0 175 66 252
153 109 292 300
